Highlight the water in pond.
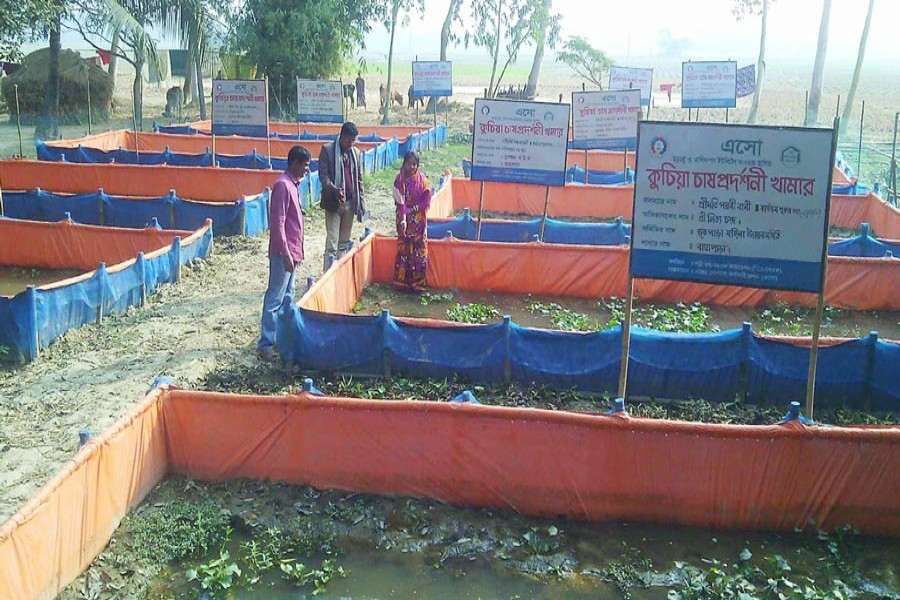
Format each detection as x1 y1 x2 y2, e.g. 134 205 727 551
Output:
131 480 899 600
0 266 84 297
353 284 900 340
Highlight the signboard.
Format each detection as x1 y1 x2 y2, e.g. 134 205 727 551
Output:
412 61 453 98
681 61 737 108
471 99 570 187
296 79 344 124
608 66 653 107
211 79 268 137
571 89 641 150
630 122 835 293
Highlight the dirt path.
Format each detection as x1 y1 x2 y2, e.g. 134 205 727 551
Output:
0 171 401 523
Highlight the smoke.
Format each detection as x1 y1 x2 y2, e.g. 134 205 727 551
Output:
656 29 692 57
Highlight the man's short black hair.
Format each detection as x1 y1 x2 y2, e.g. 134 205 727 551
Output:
287 145 311 166
341 121 359 139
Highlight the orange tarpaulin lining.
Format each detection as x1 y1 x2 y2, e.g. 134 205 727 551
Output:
443 178 635 219
187 119 429 139
359 236 900 311
0 218 201 272
2 387 899 600
43 130 386 159
568 149 635 171
436 178 900 236
833 165 852 186
0 160 277 202
830 192 900 238
0 390 167 600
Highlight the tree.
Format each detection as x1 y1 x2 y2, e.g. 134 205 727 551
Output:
467 0 559 98
524 0 552 98
229 0 379 114
163 0 228 120
556 36 613 90
839 0 875 134
426 0 464 113
36 13 62 140
805 0 832 126
733 0 773 124
0 0 59 61
67 0 163 129
379 0 423 125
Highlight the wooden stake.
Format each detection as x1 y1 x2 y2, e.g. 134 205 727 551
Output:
617 276 635 399
539 186 551 241
806 118 841 419
86 69 93 135
131 88 140 163
14 84 23 157
475 180 486 240
211 85 217 167
584 149 589 184
857 100 865 177
265 75 272 168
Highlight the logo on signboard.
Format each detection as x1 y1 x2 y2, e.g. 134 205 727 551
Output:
781 146 801 168
577 96 585 104
650 136 667 157
481 105 491 116
544 111 555 121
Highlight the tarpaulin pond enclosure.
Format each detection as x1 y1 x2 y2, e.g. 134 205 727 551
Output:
1 385 898 599
0 217 213 362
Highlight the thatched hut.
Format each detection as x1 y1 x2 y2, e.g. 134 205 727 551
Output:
0 48 114 124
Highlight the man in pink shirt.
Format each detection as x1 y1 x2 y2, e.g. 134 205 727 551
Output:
258 145 311 360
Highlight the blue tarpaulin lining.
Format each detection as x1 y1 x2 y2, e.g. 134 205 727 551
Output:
0 226 213 362
277 306 899 410
1 188 271 236
426 213 899 256
461 158 872 195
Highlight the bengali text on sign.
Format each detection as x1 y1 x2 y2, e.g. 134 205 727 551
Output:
630 122 835 292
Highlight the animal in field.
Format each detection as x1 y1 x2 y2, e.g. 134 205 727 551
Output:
378 84 405 108
343 83 355 109
162 86 184 120
408 85 425 109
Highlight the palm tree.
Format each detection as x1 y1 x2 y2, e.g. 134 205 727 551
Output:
839 0 875 134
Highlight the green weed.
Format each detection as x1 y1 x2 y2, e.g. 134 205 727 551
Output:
186 547 242 594
446 302 500 324
129 497 230 563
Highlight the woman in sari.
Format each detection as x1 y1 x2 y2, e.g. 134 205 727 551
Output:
393 151 432 291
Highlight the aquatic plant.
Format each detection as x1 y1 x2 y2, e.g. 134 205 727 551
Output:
446 302 501 324
420 290 454 306
186 548 242 594
129 496 230 562
528 302 598 332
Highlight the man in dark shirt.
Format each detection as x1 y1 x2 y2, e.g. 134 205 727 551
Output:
257 145 310 361
318 121 366 271
355 73 366 109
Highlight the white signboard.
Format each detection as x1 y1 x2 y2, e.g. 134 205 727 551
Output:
211 79 268 137
472 99 570 187
681 61 737 109
631 122 836 293
296 79 344 124
572 89 641 151
608 67 653 107
412 61 453 97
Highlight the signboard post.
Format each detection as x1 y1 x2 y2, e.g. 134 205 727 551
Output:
572 89 641 184
681 61 737 123
471 98 571 240
413 61 453 129
622 120 838 415
609 66 653 115
297 79 344 125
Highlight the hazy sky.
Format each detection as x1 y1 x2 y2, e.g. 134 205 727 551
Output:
363 0 899 65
